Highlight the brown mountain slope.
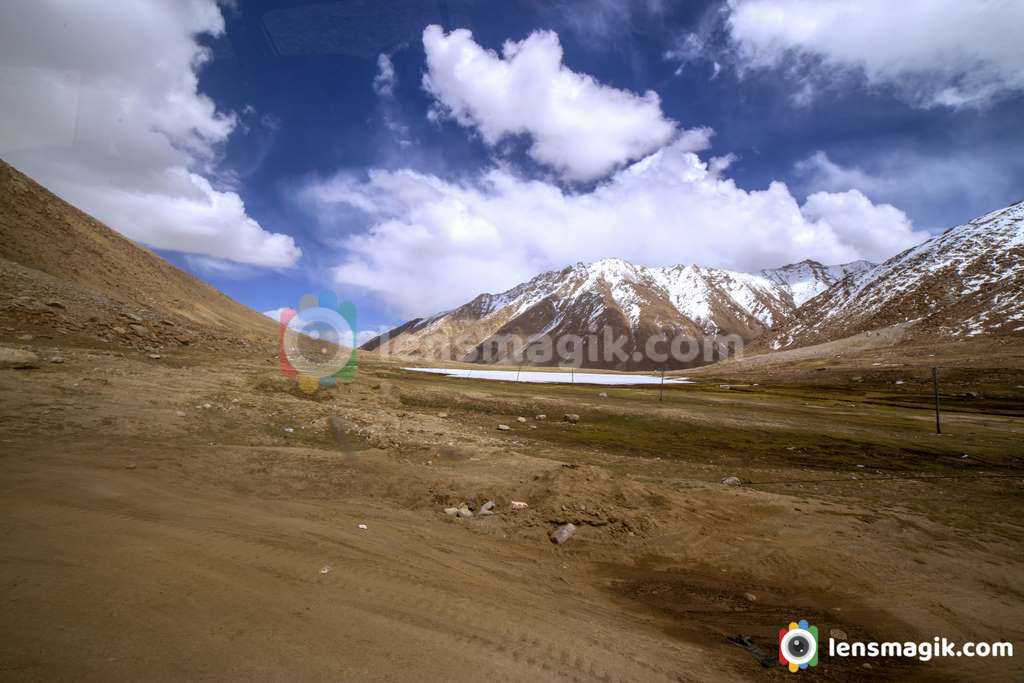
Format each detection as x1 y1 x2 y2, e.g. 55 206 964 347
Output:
0 159 276 350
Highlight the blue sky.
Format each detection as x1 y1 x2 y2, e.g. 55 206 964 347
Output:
2 1 1022 341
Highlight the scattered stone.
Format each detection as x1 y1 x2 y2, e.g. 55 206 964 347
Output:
319 566 331 575
721 476 742 486
456 504 473 518
516 416 527 423
862 663 872 669
283 427 295 433
549 523 577 545
128 324 149 337
146 353 161 360
444 507 460 516
0 347 39 369
17 334 33 341
743 592 757 602
497 424 511 431
124 463 137 470
510 501 529 511
123 312 143 322
357 523 368 530
562 413 580 424
437 412 449 418
478 500 496 515
202 403 212 409
598 392 608 398
851 375 863 382
535 414 547 421
49 356 65 364
46 301 66 309
175 410 187 417
831 628 848 641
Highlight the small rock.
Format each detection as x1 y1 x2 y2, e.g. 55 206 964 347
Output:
444 507 460 516
510 501 529 511
862 663 872 669
721 476 742 486
357 523 368 530
497 424 511 431
147 353 161 360
562 413 580 424
516 416 527 423
456 504 473 518
202 403 212 409
124 463 137 470
283 427 295 433
128 324 149 337
46 301 66 309
851 375 863 382
319 566 331 575
0 347 39 369
17 334 33 341
478 500 496 515
112 326 127 335
831 628 848 641
598 392 608 398
437 412 449 418
549 523 577 545
743 592 757 602
49 356 65 364
535 414 547 421
175 410 187 417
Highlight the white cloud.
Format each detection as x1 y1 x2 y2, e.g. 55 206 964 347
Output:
794 150 1021 229
421 25 701 182
373 54 396 96
263 307 288 322
725 0 1024 109
0 0 300 267
303 140 925 317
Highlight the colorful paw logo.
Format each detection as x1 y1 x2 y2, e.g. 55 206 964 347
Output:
779 619 819 672
279 290 356 393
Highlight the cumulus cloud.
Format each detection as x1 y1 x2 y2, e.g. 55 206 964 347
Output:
421 25 702 182
0 0 300 267
795 150 1023 229
303 140 925 317
724 0 1024 109
373 54 396 96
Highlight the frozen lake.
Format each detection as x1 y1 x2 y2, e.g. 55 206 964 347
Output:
401 367 693 385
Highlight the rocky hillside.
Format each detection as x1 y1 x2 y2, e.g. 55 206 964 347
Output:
761 259 874 306
0 159 276 352
363 257 867 370
768 201 1024 349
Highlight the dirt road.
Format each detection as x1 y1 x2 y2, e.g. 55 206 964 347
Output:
1 344 1022 681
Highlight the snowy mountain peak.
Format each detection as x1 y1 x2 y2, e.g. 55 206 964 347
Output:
768 201 1024 348
364 255 861 368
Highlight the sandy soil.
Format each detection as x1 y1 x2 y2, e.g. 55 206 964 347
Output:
1 339 1023 681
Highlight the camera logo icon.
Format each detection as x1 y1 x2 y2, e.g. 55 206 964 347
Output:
279 289 356 393
779 619 819 672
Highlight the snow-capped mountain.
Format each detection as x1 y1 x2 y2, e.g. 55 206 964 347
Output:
362 256 868 369
769 200 1024 349
761 259 874 307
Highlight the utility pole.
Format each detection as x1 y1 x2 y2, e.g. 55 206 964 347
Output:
932 367 942 435
659 366 665 402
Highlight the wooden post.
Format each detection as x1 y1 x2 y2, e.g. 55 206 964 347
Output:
659 366 665 402
932 367 941 435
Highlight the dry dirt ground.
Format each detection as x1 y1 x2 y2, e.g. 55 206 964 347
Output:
1 336 1023 681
